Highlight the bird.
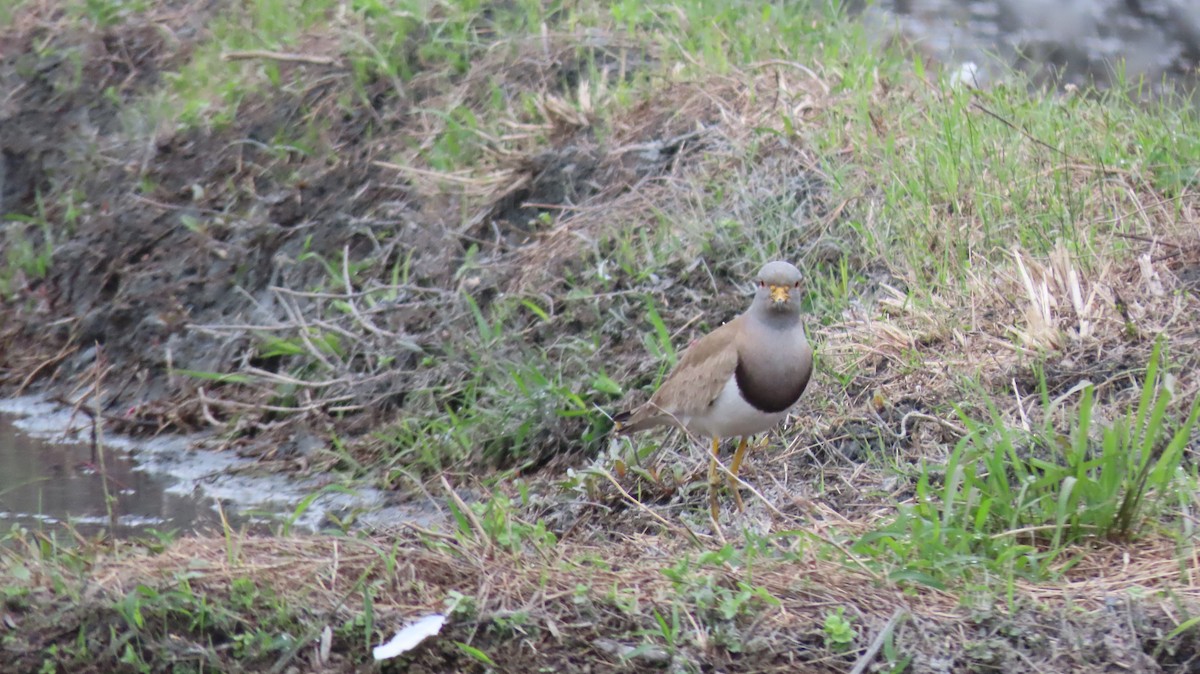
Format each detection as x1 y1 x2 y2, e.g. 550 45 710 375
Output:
612 260 814 518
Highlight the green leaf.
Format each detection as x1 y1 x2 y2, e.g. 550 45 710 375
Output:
592 372 623 396
520 298 551 322
172 369 252 384
454 641 496 666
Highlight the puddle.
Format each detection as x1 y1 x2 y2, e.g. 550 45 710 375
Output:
0 412 220 538
0 397 430 540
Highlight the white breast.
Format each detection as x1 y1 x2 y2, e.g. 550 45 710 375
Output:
681 374 791 439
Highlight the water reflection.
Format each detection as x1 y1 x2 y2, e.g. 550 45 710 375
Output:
0 397 427 542
0 415 221 538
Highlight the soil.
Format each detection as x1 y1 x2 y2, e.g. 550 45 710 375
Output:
2 3 1200 674
0 4 688 454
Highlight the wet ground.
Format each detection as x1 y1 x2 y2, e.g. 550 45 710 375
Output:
862 0 1200 96
0 398 424 540
0 412 220 538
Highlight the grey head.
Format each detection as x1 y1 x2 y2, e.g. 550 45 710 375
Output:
749 260 804 318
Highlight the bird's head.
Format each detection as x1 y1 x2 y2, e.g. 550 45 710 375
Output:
753 260 804 314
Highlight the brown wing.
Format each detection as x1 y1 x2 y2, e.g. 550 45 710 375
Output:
614 316 742 434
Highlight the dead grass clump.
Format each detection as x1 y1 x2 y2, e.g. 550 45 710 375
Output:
54 532 948 672
7 525 1195 672
511 67 833 292
822 229 1200 452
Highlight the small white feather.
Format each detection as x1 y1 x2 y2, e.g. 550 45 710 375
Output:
318 625 332 664
372 614 447 661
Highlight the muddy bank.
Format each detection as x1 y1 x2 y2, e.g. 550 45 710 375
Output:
0 1 724 476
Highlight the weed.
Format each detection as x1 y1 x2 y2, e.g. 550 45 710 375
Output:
822 607 856 652
444 589 478 619
456 641 498 667
650 605 683 652
658 544 781 650
108 576 301 667
70 0 151 27
1 207 55 300
857 339 1200 587
446 489 558 554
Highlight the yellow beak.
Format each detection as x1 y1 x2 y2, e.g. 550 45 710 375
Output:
769 285 790 303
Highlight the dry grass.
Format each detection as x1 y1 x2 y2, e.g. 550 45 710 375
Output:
3 0 1200 672
6 516 1189 672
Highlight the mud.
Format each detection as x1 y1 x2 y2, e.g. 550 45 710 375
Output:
0 7 698 476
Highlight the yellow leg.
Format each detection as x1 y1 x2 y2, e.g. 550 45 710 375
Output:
728 437 749 512
708 436 721 520
729 436 752 477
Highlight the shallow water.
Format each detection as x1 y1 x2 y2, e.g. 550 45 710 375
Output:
0 409 234 538
0 397 416 540
0 413 220 538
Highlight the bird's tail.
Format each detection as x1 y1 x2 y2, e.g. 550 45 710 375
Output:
611 409 665 435
610 410 633 435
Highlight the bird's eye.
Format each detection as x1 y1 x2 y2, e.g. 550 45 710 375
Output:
758 280 765 287
793 281 800 288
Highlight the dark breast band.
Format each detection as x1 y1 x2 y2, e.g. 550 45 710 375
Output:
734 358 811 414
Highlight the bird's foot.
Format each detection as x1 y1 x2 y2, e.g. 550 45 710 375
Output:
731 481 745 512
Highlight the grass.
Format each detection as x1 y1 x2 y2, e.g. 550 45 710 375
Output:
2 0 1200 671
856 337 1200 589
